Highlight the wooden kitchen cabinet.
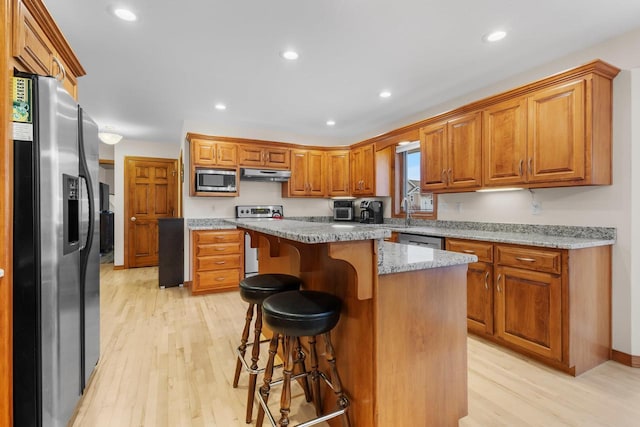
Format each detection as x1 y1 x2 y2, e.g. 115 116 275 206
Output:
191 230 244 295
446 239 494 335
191 139 238 167
446 237 611 376
420 112 482 192
238 144 290 169
483 98 528 186
11 0 85 99
350 144 375 196
283 149 325 197
326 149 350 197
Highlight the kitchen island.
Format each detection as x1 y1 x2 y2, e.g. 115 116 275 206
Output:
228 219 476 427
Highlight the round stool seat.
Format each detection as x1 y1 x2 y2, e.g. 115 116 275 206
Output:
263 290 342 337
239 274 302 304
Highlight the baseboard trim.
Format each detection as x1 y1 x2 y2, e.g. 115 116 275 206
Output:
113 265 125 270
184 280 192 288
611 350 640 368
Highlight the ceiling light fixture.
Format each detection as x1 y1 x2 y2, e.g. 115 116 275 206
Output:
326 120 336 126
379 91 392 98
281 50 299 60
98 132 123 145
484 30 507 42
113 8 137 22
214 103 227 110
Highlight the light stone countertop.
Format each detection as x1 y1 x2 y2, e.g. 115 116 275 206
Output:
187 218 237 230
225 218 391 244
381 225 614 249
378 243 477 275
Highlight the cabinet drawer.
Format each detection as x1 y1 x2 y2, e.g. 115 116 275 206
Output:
196 254 242 271
196 230 242 244
197 242 242 256
194 269 241 291
446 239 493 263
496 245 561 274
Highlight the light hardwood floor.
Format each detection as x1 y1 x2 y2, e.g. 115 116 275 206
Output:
71 265 640 426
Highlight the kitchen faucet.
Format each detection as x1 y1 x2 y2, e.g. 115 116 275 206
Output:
402 197 412 227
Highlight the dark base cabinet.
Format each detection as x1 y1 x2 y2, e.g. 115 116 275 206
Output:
99 211 114 254
158 218 184 288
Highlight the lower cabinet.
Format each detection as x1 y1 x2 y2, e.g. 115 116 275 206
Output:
446 238 611 376
191 230 244 295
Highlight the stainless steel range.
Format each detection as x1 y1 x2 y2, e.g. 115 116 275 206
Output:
235 205 283 277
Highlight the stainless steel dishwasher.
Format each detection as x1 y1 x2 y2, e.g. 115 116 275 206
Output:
397 233 444 249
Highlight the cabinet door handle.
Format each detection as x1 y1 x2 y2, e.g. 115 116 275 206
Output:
462 249 475 254
484 271 489 289
497 274 502 292
528 158 533 175
519 159 524 177
441 169 447 185
515 256 536 262
448 169 453 185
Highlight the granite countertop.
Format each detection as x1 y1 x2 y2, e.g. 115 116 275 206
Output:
187 218 237 230
382 225 614 249
378 243 477 275
225 218 391 244
186 217 616 249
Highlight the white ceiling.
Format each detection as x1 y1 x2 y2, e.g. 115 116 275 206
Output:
43 0 640 146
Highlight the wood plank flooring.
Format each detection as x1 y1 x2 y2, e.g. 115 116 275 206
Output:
71 265 640 426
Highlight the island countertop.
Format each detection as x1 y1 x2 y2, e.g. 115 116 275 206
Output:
226 218 391 243
379 242 477 275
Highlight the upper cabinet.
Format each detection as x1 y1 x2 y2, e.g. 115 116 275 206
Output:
420 112 482 192
11 0 86 99
484 79 590 187
238 144 290 170
326 150 350 197
284 149 325 197
350 144 375 196
481 63 617 190
191 139 238 167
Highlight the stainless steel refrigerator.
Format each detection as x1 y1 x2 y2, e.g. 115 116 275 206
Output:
12 74 100 427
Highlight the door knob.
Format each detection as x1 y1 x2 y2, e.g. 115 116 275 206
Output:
130 216 137 221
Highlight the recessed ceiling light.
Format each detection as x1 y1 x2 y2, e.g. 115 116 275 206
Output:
281 50 299 60
113 8 137 22
326 120 336 126
484 30 507 42
214 103 227 110
379 91 392 98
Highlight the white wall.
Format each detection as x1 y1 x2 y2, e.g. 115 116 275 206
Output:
631 68 640 356
113 139 181 266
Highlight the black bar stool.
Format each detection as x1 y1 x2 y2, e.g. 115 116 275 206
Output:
256 290 351 427
234 274 309 424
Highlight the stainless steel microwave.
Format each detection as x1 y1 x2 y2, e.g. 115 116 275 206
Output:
195 168 237 192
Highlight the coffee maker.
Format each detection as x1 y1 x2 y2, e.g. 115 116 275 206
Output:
359 200 384 224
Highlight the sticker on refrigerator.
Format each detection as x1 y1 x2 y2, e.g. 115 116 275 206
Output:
12 77 32 123
12 77 34 141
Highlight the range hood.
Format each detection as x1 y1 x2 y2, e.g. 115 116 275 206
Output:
240 168 291 182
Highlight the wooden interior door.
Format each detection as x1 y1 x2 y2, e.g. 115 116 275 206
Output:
125 157 178 268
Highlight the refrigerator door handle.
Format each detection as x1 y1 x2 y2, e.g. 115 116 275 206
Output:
78 176 89 251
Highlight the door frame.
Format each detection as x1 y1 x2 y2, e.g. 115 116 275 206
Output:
123 156 179 269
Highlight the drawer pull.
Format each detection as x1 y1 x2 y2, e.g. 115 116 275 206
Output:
497 274 502 292
515 257 536 262
215 248 226 251
484 271 489 290
215 261 226 265
215 277 226 282
462 249 476 254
